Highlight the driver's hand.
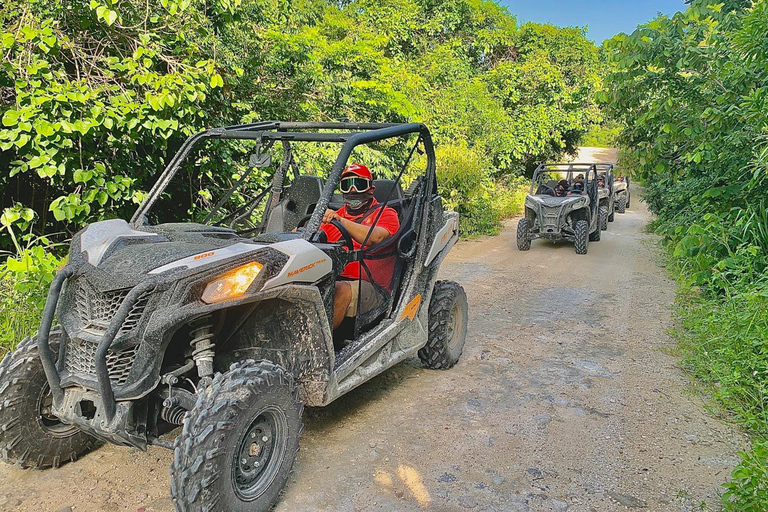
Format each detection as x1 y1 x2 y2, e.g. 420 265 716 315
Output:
322 209 340 224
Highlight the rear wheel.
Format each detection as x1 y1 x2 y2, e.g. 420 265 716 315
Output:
574 220 589 254
516 218 531 251
171 360 303 512
616 196 627 213
599 205 608 231
608 204 615 223
418 280 468 370
0 332 99 469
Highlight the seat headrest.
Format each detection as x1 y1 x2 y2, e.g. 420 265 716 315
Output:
373 179 404 204
286 175 324 199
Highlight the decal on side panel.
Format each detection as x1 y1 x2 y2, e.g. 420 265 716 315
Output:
400 294 422 321
263 239 333 289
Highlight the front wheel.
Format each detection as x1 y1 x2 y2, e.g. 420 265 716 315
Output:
616 195 627 213
171 360 303 512
599 205 609 231
574 220 589 254
418 280 469 370
0 332 99 469
516 218 531 251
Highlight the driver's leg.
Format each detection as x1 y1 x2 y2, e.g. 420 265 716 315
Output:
333 281 352 329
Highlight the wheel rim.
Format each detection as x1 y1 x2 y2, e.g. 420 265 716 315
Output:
232 406 288 501
447 301 465 353
36 383 79 437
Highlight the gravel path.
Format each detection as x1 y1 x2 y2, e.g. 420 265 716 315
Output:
0 175 745 511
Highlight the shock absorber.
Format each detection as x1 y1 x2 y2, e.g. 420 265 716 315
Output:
190 316 215 387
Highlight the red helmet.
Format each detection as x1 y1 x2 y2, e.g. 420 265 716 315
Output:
342 163 373 180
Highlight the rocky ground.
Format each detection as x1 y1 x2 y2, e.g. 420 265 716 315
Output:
0 153 746 511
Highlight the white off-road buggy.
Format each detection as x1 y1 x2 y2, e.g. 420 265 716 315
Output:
0 122 469 511
517 163 604 254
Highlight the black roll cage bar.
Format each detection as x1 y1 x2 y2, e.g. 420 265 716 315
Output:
130 122 437 239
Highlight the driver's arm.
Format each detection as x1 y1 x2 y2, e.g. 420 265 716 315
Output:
322 209 391 246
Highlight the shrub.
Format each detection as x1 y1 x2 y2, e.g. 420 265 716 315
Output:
723 440 768 511
0 242 63 357
435 144 526 236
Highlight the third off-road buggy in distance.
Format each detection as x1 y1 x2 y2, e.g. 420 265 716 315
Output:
613 172 631 214
0 122 469 511
516 163 606 254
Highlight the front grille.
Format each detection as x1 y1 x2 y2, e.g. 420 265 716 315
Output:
64 338 138 386
75 282 150 337
542 212 561 230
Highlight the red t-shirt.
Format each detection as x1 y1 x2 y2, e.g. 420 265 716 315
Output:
320 202 400 289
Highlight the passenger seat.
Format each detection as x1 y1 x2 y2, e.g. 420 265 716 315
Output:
265 175 324 232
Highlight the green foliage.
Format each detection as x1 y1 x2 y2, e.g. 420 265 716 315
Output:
0 0 602 247
605 1 768 507
581 122 620 148
724 440 768 511
0 235 64 357
435 143 527 236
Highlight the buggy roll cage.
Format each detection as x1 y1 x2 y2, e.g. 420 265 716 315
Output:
530 163 600 189
530 163 600 208
129 122 437 239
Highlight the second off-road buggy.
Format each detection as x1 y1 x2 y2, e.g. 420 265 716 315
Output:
0 122 469 511
516 163 606 254
595 163 615 226
613 173 631 213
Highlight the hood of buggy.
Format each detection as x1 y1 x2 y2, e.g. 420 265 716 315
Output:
70 219 332 291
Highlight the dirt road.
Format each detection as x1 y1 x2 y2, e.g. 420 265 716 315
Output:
0 173 745 511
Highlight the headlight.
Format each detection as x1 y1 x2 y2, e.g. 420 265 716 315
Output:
201 262 263 304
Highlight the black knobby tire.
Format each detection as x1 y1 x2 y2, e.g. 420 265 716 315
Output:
627 193 631 209
0 332 99 469
616 195 627 213
599 205 608 231
516 218 531 251
608 205 615 223
418 280 469 370
170 360 303 512
574 220 589 254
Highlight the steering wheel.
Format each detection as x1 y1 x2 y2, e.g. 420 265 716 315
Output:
330 219 355 252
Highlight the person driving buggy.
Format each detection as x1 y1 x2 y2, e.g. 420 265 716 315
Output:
319 164 400 330
554 180 569 197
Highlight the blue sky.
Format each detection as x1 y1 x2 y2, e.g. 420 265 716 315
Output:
500 1 687 43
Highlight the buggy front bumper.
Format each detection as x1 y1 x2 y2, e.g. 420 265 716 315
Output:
528 230 576 243
36 266 159 422
52 387 147 449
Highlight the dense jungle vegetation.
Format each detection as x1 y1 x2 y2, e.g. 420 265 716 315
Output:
0 0 602 350
605 0 768 508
